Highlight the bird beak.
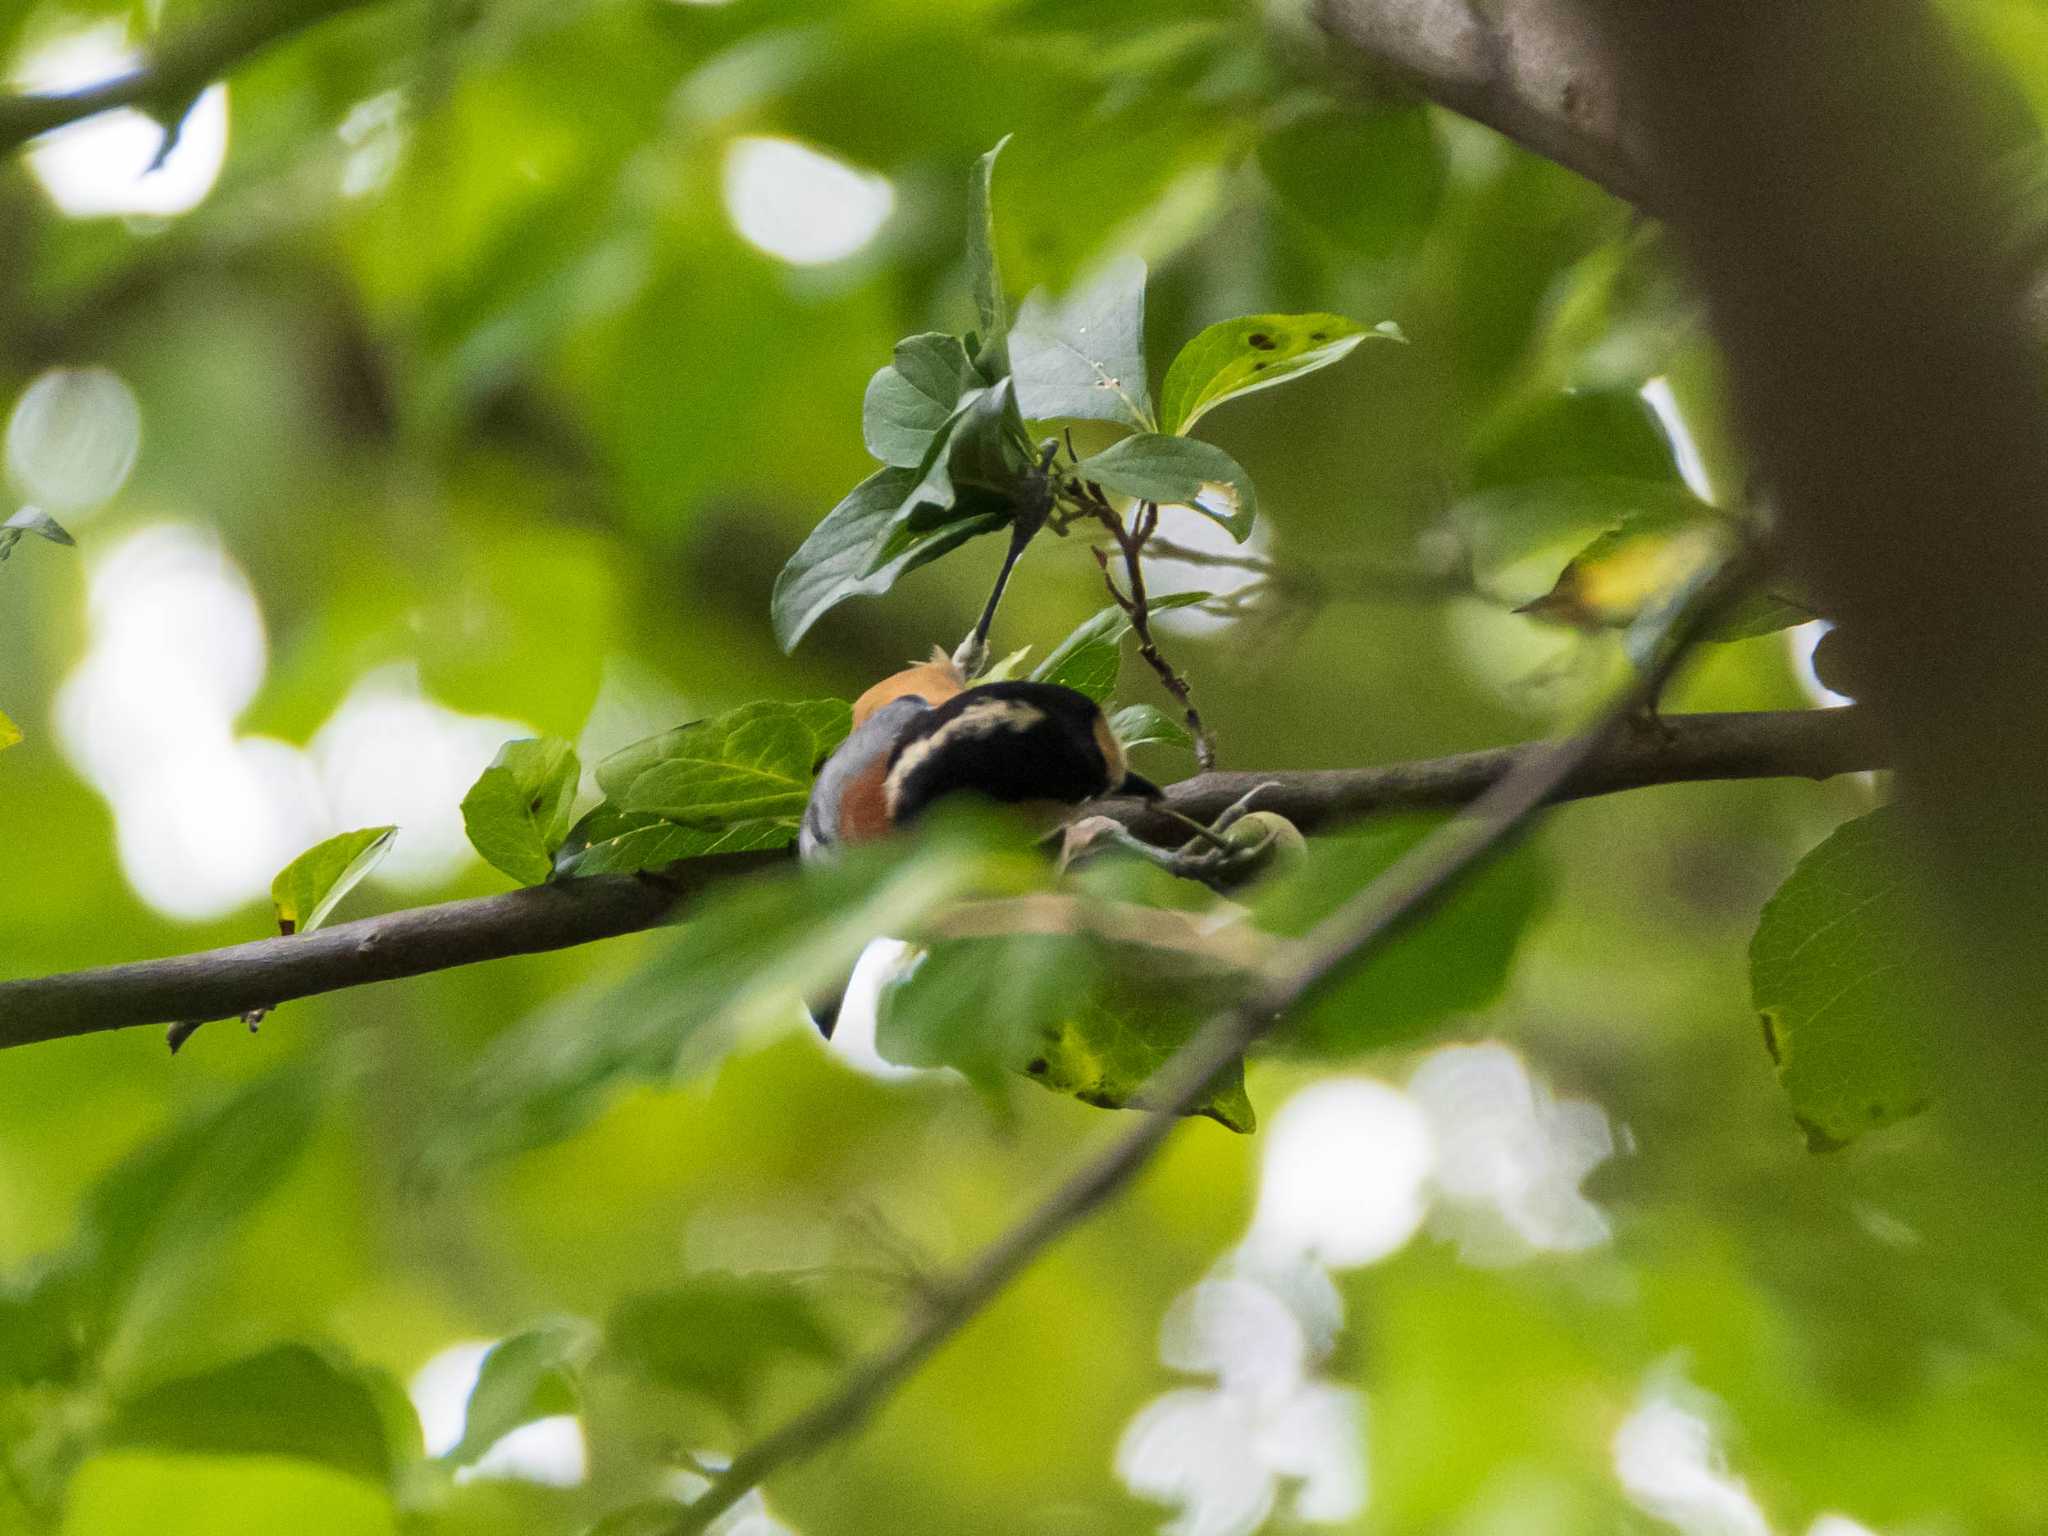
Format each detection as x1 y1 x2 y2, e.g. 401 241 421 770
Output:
1117 771 1164 800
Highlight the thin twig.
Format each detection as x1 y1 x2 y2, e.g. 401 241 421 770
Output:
1078 487 1218 769
666 557 1754 1535
0 707 1879 1050
0 0 398 157
1143 535 1473 605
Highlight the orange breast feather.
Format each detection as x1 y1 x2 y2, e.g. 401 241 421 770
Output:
836 753 895 844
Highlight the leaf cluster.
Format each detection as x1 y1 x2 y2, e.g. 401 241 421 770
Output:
773 140 1394 651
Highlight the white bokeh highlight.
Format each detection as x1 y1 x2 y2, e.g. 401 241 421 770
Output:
337 89 408 199
311 664 527 890
15 25 228 218
1408 1043 1615 1265
1640 377 1717 503
1121 1051 1618 1535
409 1339 588 1487
55 525 530 920
1245 1078 1434 1272
1613 1377 1770 1536
671 1468 802 1536
54 525 322 921
1120 1274 1367 1536
7 366 142 518
722 136 894 265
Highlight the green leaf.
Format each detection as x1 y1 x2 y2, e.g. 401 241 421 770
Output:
1040 992 1255 1133
1250 816 1551 1056
966 136 1012 379
979 644 1034 681
270 827 397 936
1750 807 1937 1150
900 379 1030 531
879 922 1256 1130
81 1065 321 1367
1257 106 1446 262
447 1320 597 1467
1108 703 1192 753
1029 593 1212 703
586 1501 694 1536
1075 432 1257 540
1466 387 1682 492
605 1273 838 1416
615 700 851 826
552 804 795 880
1158 313 1379 435
433 815 1042 1169
0 1267 88 1387
772 466 1008 651
104 1344 403 1487
862 332 984 468
0 709 18 751
4 506 75 545
0 507 74 561
1703 587 1818 642
461 737 582 886
1011 254 1155 429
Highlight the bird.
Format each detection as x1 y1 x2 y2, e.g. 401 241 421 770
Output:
800 657 1160 1034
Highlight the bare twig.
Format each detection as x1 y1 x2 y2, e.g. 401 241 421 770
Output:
0 0 399 157
1143 535 1473 606
0 707 1878 1051
1081 490 1219 769
665 556 1752 1536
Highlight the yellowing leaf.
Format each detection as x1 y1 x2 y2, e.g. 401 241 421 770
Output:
1513 488 1814 638
0 709 19 751
1518 512 1730 630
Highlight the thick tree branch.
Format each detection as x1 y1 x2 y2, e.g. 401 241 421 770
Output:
0 0 395 157
1312 0 2045 307
0 706 1878 1052
1582 4 2048 1202
1315 0 1660 213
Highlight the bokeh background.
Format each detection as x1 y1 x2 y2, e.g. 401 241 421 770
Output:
2 0 2044 1533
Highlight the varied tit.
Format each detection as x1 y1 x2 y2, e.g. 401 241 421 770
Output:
800 663 1159 1036
802 674 1160 858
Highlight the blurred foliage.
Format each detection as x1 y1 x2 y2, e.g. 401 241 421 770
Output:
1 0 2044 1533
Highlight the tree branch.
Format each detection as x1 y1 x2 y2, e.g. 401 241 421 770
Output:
0 706 1878 1052
667 552 1752 1535
0 0 396 157
1311 0 2045 311
1314 0 1660 213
